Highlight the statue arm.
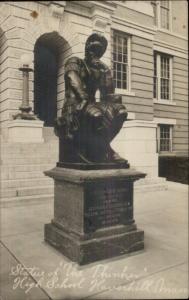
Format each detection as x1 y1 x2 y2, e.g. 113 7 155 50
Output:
99 65 122 104
99 66 115 101
65 58 88 111
66 71 87 101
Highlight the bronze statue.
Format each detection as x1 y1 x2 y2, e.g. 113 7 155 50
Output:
55 33 129 169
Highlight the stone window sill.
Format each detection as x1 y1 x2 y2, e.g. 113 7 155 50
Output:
153 99 176 106
159 152 174 156
115 89 135 96
158 28 172 34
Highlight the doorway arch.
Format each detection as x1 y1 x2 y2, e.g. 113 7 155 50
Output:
34 32 68 127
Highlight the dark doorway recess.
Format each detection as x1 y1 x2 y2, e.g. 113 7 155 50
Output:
34 41 58 127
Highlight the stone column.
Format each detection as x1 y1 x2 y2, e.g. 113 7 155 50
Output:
8 54 44 143
14 63 36 120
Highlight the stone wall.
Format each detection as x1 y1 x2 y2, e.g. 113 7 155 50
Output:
123 35 154 121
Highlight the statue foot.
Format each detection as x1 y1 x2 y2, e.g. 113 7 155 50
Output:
108 147 128 164
78 152 93 164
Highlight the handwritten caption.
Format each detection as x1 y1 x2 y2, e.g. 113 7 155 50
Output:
10 262 187 296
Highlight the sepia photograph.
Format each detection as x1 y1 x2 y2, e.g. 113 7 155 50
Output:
0 1 188 299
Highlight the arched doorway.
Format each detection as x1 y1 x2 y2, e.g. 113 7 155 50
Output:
34 32 68 127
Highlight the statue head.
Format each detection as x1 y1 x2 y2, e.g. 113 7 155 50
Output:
85 33 108 67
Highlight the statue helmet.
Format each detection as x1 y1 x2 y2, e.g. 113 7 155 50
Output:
85 33 108 58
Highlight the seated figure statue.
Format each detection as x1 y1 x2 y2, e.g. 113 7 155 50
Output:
55 33 129 168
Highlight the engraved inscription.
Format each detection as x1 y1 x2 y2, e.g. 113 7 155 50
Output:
85 181 133 232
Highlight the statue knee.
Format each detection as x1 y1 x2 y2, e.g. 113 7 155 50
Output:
91 111 103 130
86 106 102 119
117 107 127 121
92 111 102 119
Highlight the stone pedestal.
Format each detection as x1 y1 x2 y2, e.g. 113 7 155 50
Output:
44 167 146 265
7 120 44 143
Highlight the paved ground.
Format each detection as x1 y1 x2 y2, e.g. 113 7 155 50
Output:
0 181 188 300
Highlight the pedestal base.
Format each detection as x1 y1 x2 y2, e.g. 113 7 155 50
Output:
44 167 146 265
57 161 130 170
45 223 144 265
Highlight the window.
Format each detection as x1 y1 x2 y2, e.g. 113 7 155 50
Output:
153 54 157 98
151 1 171 30
160 0 170 29
151 1 157 26
112 31 130 90
153 52 172 101
158 125 172 152
160 55 170 99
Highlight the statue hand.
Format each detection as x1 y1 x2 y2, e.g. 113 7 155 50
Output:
54 117 65 137
107 94 122 104
113 94 122 103
76 100 87 112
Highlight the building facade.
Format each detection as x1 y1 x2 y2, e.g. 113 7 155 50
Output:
0 1 188 203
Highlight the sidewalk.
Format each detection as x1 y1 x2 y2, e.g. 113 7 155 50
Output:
0 181 188 300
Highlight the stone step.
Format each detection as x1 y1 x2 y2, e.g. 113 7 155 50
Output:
17 185 53 197
0 194 53 208
1 163 54 173
166 181 188 191
1 156 57 165
1 145 58 153
1 149 58 155
1 152 57 159
135 177 166 186
135 183 168 192
1 145 58 157
1 148 58 157
1 150 58 159
1 177 53 189
0 181 168 205
135 176 167 192
1 180 167 197
0 185 53 198
1 170 50 180
1 141 58 147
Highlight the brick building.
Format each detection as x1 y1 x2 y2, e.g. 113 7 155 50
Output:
0 1 188 204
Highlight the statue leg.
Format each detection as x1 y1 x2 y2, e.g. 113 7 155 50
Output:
101 103 127 142
103 104 128 164
79 105 108 162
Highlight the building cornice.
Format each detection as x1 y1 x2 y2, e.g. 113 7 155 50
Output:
71 1 117 12
37 1 66 7
69 1 117 33
153 118 177 125
113 15 156 35
157 28 188 41
116 0 154 17
112 15 155 41
154 41 188 59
